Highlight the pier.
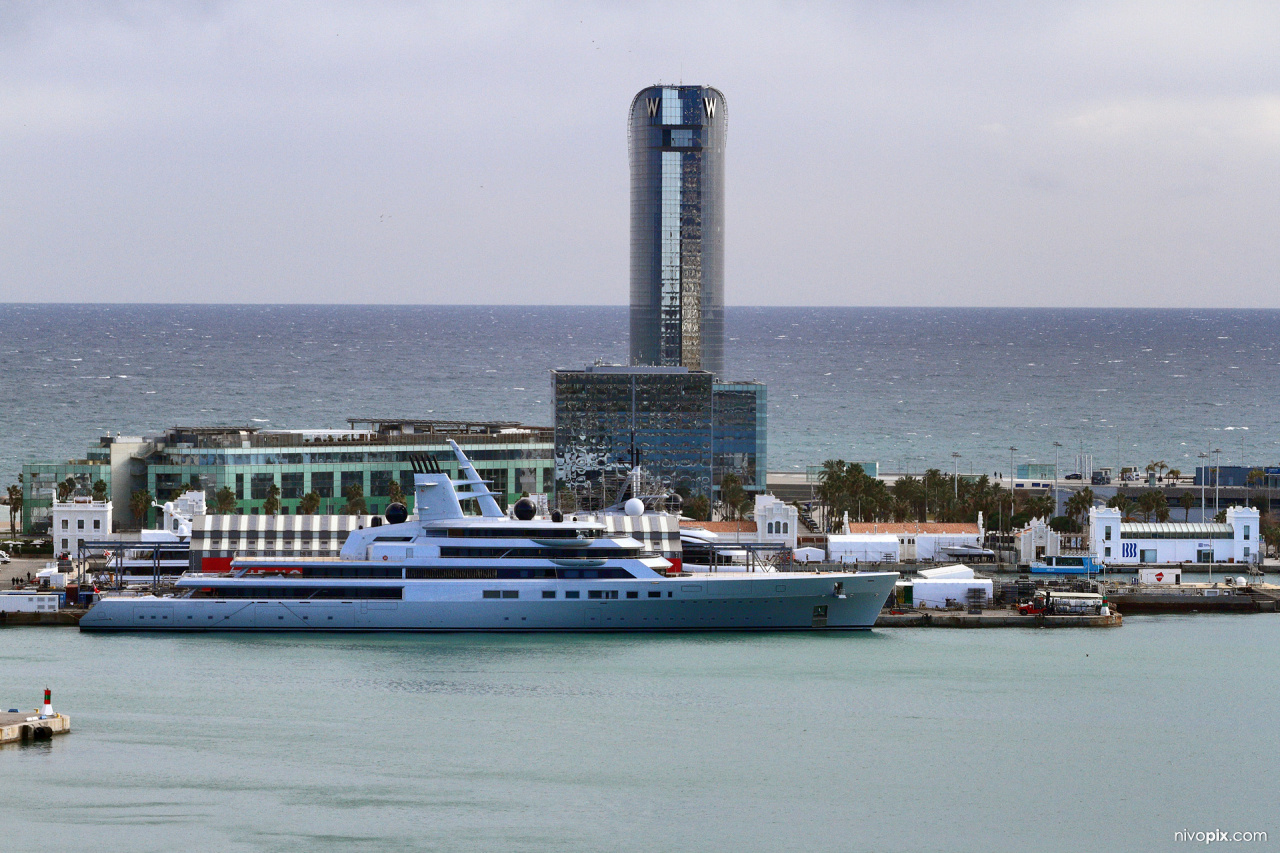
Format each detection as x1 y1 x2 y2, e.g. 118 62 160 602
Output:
1 710 71 745
876 609 1122 628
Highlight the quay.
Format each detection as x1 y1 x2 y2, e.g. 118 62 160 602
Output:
876 609 1121 628
1 690 71 745
0 610 84 627
1101 582 1280 614
1 711 71 744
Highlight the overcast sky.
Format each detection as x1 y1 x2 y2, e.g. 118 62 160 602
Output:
2 1 1277 306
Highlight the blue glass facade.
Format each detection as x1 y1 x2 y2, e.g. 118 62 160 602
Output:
629 85 726 376
553 367 764 508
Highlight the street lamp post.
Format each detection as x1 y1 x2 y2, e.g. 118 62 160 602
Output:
1213 448 1223 516
1053 441 1063 518
951 452 961 502
1198 452 1209 523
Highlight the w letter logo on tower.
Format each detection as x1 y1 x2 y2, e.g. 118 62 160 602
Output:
647 98 660 118
703 97 717 119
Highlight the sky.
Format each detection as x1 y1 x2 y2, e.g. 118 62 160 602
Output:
1 1 1278 307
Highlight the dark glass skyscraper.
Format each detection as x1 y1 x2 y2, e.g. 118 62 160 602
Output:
628 85 726 376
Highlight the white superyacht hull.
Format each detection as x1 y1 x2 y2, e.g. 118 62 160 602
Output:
78 572 896 632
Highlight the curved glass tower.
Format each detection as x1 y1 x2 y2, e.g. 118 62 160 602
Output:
628 85 726 376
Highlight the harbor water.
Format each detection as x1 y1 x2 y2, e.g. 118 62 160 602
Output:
3 617 1277 852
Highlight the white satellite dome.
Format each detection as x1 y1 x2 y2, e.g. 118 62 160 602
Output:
624 497 645 517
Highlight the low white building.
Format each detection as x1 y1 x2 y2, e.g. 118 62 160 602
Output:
754 494 799 550
52 496 112 556
1015 517 1062 565
841 522 983 562
1089 505 1261 566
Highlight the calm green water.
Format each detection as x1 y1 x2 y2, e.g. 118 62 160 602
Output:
3 619 1276 852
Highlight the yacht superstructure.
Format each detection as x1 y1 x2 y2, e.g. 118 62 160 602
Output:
80 442 896 632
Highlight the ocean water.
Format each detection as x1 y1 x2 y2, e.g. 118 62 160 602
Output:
3 617 1277 852
1 305 1278 479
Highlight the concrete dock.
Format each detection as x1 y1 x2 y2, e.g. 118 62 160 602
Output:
0 710 71 745
876 609 1122 628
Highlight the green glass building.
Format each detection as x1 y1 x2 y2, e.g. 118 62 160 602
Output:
21 419 555 534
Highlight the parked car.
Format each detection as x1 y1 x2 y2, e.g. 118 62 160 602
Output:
1064 472 1083 480
1091 473 1111 485
0 550 10 564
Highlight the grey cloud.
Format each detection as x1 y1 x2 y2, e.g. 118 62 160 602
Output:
0 1 1276 306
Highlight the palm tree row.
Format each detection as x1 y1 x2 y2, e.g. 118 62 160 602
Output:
818 461 1057 532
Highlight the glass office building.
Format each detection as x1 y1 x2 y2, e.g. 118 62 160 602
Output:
712 381 767 493
552 366 764 509
21 419 555 533
628 85 726 376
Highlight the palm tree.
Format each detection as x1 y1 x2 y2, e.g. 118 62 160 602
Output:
58 476 77 501
1064 487 1095 528
1248 468 1266 504
1136 490 1170 522
1179 490 1194 522
1156 461 1168 482
343 484 367 516
92 479 108 501
6 483 23 533
129 489 154 529
298 491 321 515
263 483 281 516
1166 468 1181 485
213 487 237 514
684 494 710 522
1106 492 1132 518
719 473 748 521
388 479 405 506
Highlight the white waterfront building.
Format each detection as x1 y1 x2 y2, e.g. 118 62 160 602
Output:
754 494 799 550
52 496 112 556
1089 505 1261 566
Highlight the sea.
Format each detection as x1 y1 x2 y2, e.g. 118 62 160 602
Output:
2 304 1279 852
1 305 1278 478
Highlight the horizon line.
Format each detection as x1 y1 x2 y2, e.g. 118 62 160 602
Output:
1 302 1278 311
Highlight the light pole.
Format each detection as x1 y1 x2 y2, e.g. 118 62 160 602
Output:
1198 452 1209 523
1009 446 1017 491
1053 441 1063 517
951 452 961 502
1213 447 1222 516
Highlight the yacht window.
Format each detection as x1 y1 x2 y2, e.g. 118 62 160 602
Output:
565 591 580 599
588 590 603 599
626 591 638 599
542 590 556 599
483 590 501 599
648 591 661 598
501 590 518 599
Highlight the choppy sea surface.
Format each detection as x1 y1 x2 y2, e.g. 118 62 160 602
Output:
1 305 1278 478
3 618 1277 853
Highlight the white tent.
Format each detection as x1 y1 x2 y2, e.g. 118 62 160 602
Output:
913 578 993 609
917 564 974 580
793 547 825 563
827 534 900 564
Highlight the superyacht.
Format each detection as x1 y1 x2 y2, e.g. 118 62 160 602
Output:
79 442 896 632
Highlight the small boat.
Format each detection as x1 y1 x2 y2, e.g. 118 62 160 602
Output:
1029 555 1098 575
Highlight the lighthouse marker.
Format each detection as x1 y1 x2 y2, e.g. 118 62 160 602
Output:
42 687 53 718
